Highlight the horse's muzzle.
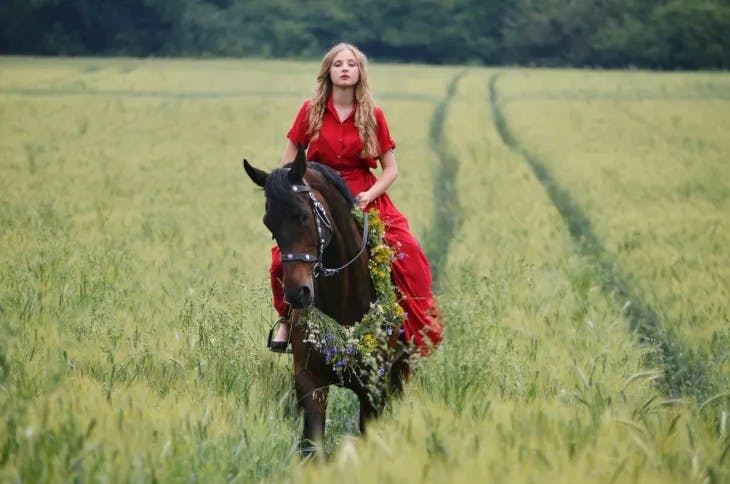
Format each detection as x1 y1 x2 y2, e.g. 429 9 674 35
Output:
285 284 313 309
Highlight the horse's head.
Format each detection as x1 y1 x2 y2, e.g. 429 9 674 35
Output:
243 146 330 309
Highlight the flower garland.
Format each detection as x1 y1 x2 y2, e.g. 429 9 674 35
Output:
300 207 405 380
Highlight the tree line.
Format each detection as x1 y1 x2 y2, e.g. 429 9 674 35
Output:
1 0 728 69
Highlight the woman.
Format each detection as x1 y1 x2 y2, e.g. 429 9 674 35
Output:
269 43 443 356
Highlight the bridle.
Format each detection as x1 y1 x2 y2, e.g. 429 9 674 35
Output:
279 181 369 278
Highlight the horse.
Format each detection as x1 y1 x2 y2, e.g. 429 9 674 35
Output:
242 146 410 456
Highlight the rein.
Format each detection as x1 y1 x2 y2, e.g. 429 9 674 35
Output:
279 181 369 278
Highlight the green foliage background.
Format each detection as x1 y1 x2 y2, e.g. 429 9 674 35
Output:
1 0 730 68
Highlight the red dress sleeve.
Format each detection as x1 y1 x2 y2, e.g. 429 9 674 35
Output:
374 106 396 156
287 100 312 147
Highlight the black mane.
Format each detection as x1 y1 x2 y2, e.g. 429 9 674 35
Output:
308 162 356 207
264 161 356 211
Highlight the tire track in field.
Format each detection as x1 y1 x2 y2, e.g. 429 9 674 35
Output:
423 71 467 290
488 73 710 401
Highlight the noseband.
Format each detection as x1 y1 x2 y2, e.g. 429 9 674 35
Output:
279 181 369 278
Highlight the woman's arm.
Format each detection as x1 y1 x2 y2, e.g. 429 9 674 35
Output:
281 139 299 165
356 149 398 209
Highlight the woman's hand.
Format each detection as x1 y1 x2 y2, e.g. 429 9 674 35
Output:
355 150 398 210
355 191 372 210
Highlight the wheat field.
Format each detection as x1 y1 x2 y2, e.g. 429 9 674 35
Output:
1 57 728 483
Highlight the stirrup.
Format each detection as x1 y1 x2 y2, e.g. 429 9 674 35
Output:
267 317 292 354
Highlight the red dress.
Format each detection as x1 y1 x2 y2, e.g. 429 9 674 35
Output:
270 96 443 354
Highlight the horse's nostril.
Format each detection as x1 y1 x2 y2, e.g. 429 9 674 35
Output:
286 285 313 308
298 286 312 305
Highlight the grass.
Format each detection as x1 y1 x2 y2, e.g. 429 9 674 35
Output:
493 69 730 402
1 58 728 483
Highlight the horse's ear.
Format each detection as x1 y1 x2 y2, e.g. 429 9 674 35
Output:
289 144 307 182
243 159 268 188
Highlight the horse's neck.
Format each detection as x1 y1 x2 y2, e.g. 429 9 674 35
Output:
315 195 373 325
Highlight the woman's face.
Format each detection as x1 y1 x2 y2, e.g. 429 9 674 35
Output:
329 49 360 88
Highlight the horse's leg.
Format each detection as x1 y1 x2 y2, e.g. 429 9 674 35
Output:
295 370 329 458
388 348 411 396
289 310 330 457
357 391 380 434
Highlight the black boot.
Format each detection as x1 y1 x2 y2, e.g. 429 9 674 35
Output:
267 317 292 354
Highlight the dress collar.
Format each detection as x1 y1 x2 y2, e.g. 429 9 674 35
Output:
326 94 356 123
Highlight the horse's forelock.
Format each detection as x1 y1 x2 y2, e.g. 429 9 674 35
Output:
265 168 306 215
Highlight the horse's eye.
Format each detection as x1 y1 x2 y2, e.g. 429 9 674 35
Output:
299 213 309 224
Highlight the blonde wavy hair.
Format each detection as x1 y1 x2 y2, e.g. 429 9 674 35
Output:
307 43 379 159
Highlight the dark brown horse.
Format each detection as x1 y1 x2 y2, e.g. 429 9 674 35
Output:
243 146 409 456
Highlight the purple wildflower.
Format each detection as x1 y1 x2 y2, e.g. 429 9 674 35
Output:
322 344 333 363
378 368 386 377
